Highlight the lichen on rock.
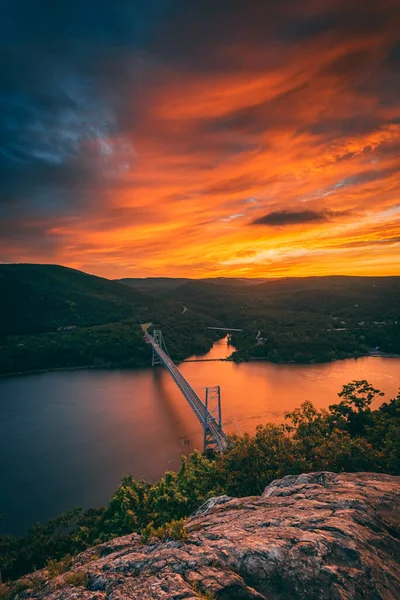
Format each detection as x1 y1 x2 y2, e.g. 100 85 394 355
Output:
11 472 400 599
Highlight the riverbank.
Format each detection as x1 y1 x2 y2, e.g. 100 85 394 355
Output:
209 345 400 366
0 365 94 379
0 317 222 378
2 348 400 378
234 350 400 364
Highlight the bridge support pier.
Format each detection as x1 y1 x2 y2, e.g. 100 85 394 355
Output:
203 386 222 452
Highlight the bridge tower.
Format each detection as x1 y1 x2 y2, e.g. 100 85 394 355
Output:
151 329 169 366
203 385 222 452
147 328 226 451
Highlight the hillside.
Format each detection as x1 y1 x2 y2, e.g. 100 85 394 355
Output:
118 277 190 293
1 268 399 373
2 472 400 600
0 265 221 375
0 264 158 336
159 276 400 317
117 276 268 293
151 276 400 363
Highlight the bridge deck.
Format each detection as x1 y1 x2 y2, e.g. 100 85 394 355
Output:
144 332 226 451
206 326 243 332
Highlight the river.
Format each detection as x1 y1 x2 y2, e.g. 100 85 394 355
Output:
1 337 399 535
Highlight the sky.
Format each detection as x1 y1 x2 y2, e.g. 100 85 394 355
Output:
1 0 400 279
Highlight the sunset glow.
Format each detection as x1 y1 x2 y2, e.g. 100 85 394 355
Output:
1 0 399 278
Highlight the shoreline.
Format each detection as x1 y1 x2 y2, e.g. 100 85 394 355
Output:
1 350 399 379
0 365 95 379
238 351 400 364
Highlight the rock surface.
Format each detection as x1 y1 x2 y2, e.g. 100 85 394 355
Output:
16 472 400 599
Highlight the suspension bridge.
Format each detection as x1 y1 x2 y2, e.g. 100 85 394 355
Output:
144 329 227 452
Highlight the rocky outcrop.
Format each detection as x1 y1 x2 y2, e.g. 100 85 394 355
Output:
15 472 400 599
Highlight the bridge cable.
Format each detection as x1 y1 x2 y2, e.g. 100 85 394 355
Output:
223 397 242 436
193 386 241 435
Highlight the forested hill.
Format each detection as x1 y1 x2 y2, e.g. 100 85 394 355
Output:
1 267 399 374
0 264 158 336
0 264 222 375
124 275 400 363
118 276 268 292
155 276 400 319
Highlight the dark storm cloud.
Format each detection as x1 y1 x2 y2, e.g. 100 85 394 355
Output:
251 209 350 226
0 0 172 213
149 0 397 70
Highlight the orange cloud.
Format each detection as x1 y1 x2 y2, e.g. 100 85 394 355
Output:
1 0 399 279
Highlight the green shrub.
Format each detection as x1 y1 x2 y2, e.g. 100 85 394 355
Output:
141 519 188 544
62 572 88 588
46 555 72 578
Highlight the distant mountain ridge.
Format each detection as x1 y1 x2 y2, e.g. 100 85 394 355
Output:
117 276 269 292
141 274 400 363
1 264 399 374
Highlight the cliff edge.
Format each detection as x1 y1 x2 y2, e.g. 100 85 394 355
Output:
12 472 400 599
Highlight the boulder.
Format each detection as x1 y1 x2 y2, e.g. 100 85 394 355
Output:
16 472 400 599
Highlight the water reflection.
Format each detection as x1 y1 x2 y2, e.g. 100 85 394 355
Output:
0 338 399 534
